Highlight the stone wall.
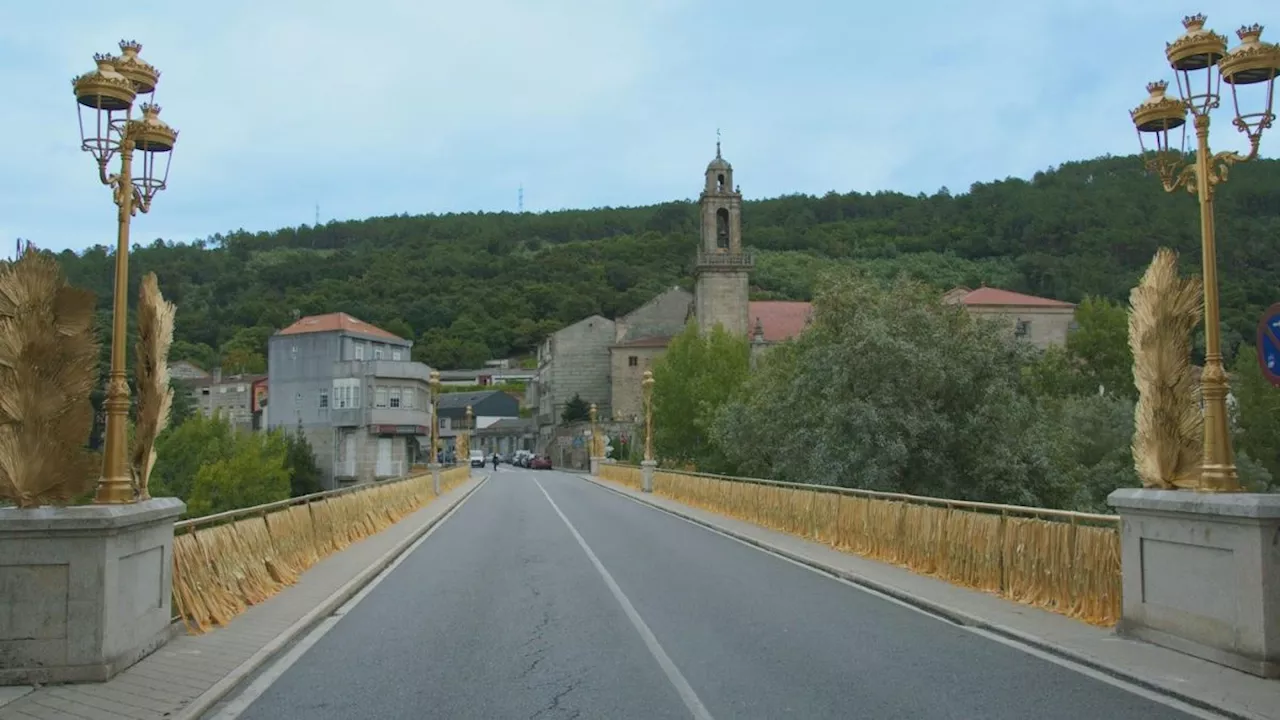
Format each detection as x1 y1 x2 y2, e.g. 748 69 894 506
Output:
610 345 666 421
695 270 750 337
538 315 615 424
965 305 1075 350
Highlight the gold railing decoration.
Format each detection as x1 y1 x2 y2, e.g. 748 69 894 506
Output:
171 465 471 633
599 465 1121 626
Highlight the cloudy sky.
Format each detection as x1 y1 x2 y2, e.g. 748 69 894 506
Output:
1 0 1275 254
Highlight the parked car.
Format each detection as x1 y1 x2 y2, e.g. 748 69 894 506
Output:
530 455 552 470
469 451 485 468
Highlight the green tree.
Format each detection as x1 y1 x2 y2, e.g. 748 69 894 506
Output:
652 321 751 471
1230 346 1280 491
185 430 291 517
714 272 1063 507
1067 296 1134 399
284 428 324 497
150 412 238 501
561 393 591 423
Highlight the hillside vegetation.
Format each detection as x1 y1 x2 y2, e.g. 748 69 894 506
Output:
52 154 1280 372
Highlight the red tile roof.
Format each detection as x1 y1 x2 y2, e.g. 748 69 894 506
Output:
749 301 813 343
946 287 1075 309
277 312 406 341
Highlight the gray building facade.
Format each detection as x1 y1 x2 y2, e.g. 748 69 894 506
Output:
266 312 434 489
535 315 615 442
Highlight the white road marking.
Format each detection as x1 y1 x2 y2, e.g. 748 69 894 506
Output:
533 476 715 720
576 477 1232 720
208 476 490 720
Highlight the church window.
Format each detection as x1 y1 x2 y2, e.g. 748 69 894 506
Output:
716 208 730 249
628 356 638 367
717 173 726 192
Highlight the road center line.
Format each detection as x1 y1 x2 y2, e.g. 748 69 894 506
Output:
533 477 715 720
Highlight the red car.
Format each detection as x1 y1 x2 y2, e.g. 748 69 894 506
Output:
530 455 552 470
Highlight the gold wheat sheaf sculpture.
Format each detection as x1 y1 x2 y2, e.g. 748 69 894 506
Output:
1129 248 1204 489
132 272 176 501
0 252 100 507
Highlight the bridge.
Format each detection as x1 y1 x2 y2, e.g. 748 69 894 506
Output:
1 463 1277 720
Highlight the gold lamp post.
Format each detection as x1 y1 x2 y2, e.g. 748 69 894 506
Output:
641 370 655 492
458 405 472 461
72 41 178 504
642 371 655 463
588 402 602 474
1131 15 1280 493
429 370 442 461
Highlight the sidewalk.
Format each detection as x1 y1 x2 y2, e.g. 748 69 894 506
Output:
579 475 1280 720
0 474 487 720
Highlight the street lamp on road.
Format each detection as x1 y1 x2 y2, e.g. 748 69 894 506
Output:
1130 14 1280 492
73 41 179 504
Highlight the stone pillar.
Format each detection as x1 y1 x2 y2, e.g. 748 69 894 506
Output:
0 498 186 685
641 460 656 493
1107 488 1280 679
590 457 602 476
430 463 442 495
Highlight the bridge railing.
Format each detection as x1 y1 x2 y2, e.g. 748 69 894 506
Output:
171 465 472 633
598 464 1120 626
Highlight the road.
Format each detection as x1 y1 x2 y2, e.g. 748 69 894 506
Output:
223 468 1200 720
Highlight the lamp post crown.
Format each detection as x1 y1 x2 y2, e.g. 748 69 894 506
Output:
73 55 135 111
1131 80 1188 132
130 103 177 153
1220 24 1280 86
1167 13 1228 70
114 39 159 94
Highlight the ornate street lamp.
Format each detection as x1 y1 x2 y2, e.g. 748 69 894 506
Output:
641 370 655 493
429 370 442 492
1131 15 1280 492
73 41 178 504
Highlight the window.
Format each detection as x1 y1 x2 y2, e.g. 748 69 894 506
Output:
628 356 638 367
716 207 730 249
333 378 361 409
389 388 401 408
392 349 402 361
294 392 302 407
717 173 725 191
373 345 383 360
403 388 415 410
375 387 389 408
1015 320 1031 338
319 390 329 409
354 343 364 360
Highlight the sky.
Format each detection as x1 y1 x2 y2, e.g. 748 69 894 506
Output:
1 0 1276 254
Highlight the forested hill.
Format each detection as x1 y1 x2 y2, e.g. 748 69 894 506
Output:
52 154 1280 371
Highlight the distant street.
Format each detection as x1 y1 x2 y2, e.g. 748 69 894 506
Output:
227 467 1197 720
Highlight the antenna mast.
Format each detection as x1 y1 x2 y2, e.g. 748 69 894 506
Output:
518 185 524 214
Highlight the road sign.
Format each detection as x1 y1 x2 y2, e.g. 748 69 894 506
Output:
1257 303 1280 387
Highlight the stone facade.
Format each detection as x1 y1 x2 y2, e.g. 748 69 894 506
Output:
535 315 616 442
942 286 1076 350
694 144 752 338
611 340 670 422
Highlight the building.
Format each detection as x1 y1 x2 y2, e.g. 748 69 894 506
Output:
942 286 1077 349
188 369 264 432
170 360 211 383
436 390 521 453
266 312 434 489
535 144 812 440
473 417 538 457
535 315 616 432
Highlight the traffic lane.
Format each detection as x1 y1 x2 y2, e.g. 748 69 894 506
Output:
234 472 690 720
536 470 1196 720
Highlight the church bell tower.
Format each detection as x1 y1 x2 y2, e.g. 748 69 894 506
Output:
694 138 752 337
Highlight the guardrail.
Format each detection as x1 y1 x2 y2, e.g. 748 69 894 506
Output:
171 465 472 633
598 464 1121 626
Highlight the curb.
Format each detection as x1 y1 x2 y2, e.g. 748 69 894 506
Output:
177 474 489 720
577 474 1258 720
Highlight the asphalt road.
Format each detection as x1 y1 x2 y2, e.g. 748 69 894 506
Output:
228 468 1198 720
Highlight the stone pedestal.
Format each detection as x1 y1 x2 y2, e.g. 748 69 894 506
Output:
429 463 442 495
0 498 185 685
1107 488 1280 679
589 456 603 476
641 460 656 493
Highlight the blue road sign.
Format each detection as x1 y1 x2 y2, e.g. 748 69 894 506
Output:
1257 303 1280 387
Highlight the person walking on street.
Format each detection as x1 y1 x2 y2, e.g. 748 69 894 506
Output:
491 452 499 471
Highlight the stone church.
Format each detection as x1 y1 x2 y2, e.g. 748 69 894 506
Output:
534 144 813 437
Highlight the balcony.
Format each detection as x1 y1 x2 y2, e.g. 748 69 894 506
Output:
332 360 433 382
695 249 755 271
330 405 432 429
